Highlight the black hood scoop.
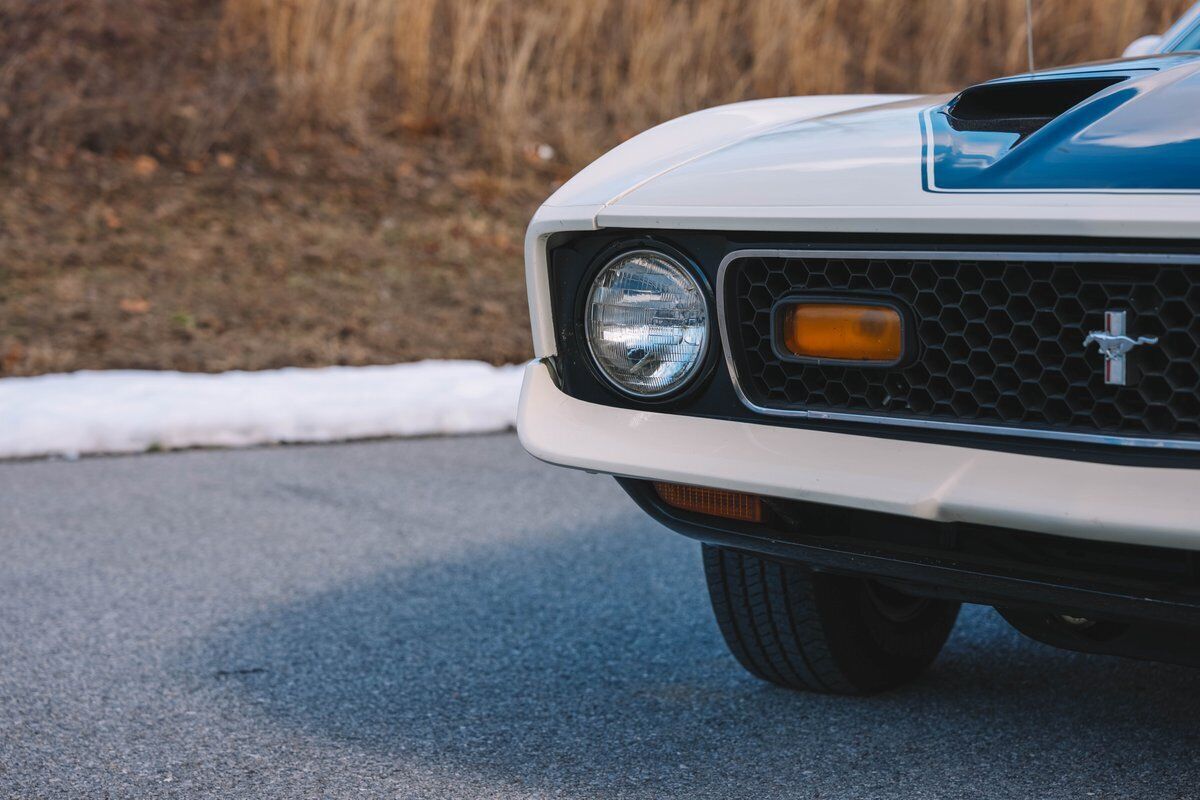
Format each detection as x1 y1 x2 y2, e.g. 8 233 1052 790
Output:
946 76 1128 140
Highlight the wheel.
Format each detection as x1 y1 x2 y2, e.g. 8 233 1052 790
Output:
702 545 961 694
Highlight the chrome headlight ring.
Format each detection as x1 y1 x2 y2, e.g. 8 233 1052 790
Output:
582 248 712 400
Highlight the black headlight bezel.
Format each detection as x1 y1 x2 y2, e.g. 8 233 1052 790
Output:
570 237 721 407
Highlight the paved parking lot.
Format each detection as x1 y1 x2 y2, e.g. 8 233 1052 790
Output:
2 434 1199 798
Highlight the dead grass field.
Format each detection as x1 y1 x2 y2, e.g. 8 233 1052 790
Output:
223 0 1192 168
0 0 1191 375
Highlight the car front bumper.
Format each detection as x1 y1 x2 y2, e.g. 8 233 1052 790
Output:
518 358 1200 551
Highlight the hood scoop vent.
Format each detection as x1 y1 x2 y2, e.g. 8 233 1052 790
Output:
946 76 1127 140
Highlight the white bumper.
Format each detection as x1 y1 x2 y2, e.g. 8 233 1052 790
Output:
519 359 1200 550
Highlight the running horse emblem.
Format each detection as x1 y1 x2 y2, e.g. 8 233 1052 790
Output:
1083 311 1158 387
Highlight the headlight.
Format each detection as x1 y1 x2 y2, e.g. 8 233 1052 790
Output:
584 249 710 398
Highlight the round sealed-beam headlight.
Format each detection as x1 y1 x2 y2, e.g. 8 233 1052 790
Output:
584 249 710 398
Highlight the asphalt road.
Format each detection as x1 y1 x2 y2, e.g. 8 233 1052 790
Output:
2 434 1199 799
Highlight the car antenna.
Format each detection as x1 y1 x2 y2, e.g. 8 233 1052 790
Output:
1025 0 1036 72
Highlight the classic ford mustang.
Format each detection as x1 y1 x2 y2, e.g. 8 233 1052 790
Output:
518 13 1200 693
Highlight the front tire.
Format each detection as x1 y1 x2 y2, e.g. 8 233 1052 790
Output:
702 545 960 694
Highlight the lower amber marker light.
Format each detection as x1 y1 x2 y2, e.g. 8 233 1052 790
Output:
781 302 903 362
653 482 764 523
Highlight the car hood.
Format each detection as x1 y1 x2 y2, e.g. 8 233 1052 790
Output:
607 53 1200 214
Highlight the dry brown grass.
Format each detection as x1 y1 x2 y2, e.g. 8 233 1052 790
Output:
3 1 1187 168
222 0 1192 168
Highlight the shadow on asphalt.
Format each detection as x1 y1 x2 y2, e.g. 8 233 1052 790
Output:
194 520 1200 798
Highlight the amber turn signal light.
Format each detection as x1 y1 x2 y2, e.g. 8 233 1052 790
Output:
653 482 764 523
780 302 903 363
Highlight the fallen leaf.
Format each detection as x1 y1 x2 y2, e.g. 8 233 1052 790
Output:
216 152 236 169
396 113 441 135
2 342 24 372
119 298 151 314
133 155 159 176
103 208 122 230
184 159 205 175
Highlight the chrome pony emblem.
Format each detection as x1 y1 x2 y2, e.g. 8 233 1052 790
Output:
1083 311 1158 387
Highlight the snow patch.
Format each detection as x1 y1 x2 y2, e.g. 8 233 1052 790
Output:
0 361 525 459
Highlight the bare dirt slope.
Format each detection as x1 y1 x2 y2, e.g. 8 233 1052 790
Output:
1 153 539 375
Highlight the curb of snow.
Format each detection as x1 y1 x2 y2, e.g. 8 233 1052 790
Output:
0 361 526 460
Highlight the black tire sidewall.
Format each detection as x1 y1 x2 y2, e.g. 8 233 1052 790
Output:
814 572 960 693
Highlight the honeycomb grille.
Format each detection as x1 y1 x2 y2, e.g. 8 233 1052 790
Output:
724 252 1200 441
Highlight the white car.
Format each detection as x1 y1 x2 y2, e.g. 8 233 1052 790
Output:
518 11 1200 693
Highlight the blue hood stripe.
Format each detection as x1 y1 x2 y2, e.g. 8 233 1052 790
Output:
922 59 1200 194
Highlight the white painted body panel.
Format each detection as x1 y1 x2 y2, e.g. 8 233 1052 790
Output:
603 96 1200 226
521 361 1200 548
519 90 1200 542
